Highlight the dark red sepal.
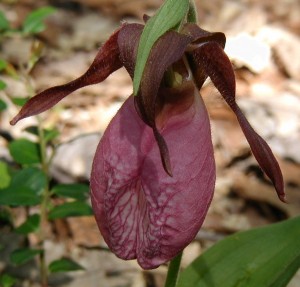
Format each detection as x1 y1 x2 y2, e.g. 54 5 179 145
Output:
191 41 285 202
10 26 124 125
118 23 144 78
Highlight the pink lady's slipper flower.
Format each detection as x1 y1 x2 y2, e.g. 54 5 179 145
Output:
11 22 285 269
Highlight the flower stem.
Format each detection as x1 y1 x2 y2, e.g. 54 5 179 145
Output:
164 251 183 287
37 116 50 287
25 72 50 286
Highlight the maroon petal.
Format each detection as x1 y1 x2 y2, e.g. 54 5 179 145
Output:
191 41 285 201
119 25 193 176
10 26 124 125
183 23 226 48
140 30 191 124
138 30 192 175
118 23 144 78
183 23 226 89
90 85 215 269
119 25 206 176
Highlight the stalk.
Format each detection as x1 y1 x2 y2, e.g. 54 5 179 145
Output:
164 251 183 287
24 62 51 286
37 116 50 287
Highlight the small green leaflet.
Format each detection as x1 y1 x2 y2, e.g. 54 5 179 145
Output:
24 125 60 143
0 11 10 32
49 258 84 273
177 216 300 287
0 99 7 111
15 214 40 234
0 167 46 206
0 274 17 287
12 97 29 107
48 201 93 219
0 59 8 71
0 80 7 90
10 167 47 196
0 161 11 189
51 183 89 201
22 6 56 35
9 138 41 165
133 0 189 95
10 248 42 265
0 187 41 206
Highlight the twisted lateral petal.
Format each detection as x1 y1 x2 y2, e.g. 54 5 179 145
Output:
139 30 191 124
120 24 193 176
118 23 143 77
191 41 285 201
183 23 226 49
182 23 226 89
10 26 124 125
90 85 215 269
139 30 191 175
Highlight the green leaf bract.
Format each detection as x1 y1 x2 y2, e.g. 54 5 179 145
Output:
133 0 189 95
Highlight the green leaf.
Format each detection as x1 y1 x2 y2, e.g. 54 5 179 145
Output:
25 126 59 142
9 138 41 164
51 184 89 201
49 201 93 220
10 167 47 196
0 99 8 111
133 0 189 95
44 128 60 142
22 6 56 35
15 214 40 234
0 167 46 206
0 59 8 71
177 217 300 287
24 126 40 136
10 248 42 265
0 80 7 90
0 161 11 189
0 11 10 32
49 258 84 273
0 186 41 206
11 97 28 107
0 274 17 287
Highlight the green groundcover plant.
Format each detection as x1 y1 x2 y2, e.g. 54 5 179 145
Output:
1 6 87 287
